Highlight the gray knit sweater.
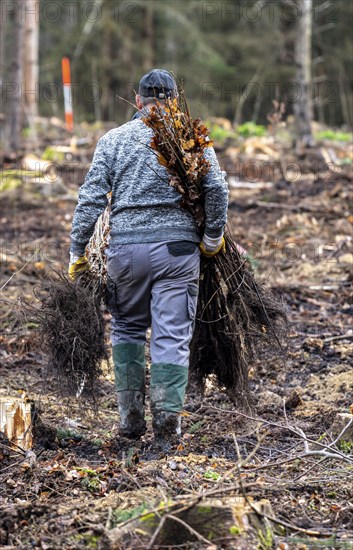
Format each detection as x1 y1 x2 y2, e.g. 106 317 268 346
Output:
70 117 228 256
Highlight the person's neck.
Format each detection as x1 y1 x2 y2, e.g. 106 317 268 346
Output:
140 102 166 111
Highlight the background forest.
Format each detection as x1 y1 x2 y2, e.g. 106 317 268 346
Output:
1 0 352 134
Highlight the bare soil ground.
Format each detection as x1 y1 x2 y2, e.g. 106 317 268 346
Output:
0 145 352 549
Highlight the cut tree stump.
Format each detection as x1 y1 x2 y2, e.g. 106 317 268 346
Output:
0 396 34 450
105 495 276 548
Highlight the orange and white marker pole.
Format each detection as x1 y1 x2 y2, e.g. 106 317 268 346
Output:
62 57 74 133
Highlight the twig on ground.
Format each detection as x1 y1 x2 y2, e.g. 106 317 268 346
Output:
146 515 167 549
291 456 328 482
233 433 327 537
166 514 212 545
323 334 353 344
0 440 26 455
328 417 353 447
207 405 353 464
295 426 353 463
0 252 38 292
250 200 334 214
105 507 113 530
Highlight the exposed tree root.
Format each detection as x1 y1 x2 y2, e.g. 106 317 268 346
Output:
190 231 288 406
21 271 108 403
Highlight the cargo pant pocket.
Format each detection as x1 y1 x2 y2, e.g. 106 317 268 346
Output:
106 247 133 284
187 282 199 320
167 241 198 256
106 276 119 317
167 242 200 279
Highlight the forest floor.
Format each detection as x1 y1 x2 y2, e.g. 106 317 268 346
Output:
0 138 352 549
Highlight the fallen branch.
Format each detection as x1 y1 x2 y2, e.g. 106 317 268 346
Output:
233 434 335 538
0 252 38 292
207 405 353 464
0 440 26 455
296 427 352 463
248 200 334 214
323 334 353 344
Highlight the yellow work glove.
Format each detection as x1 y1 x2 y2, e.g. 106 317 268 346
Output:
199 235 226 258
68 255 91 280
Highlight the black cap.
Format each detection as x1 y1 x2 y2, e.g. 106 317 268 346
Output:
138 69 177 99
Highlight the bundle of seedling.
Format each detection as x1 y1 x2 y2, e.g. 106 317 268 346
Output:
21 210 110 403
143 92 287 406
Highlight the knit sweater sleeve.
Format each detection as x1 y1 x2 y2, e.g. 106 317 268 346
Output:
202 146 229 238
70 136 111 256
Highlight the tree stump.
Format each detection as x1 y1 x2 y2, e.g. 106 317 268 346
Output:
105 496 276 548
0 396 34 450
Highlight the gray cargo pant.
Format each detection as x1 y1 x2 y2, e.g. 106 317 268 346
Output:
106 241 200 366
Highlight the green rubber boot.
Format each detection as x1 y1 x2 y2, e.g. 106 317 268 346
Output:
150 363 188 441
113 344 146 439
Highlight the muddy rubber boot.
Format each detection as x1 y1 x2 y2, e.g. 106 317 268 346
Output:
113 343 146 439
150 363 188 445
117 390 146 439
152 410 181 439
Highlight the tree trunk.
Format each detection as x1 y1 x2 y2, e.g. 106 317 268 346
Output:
23 0 40 122
338 65 352 127
143 0 155 71
294 0 314 148
0 3 5 102
0 4 5 154
234 64 265 126
6 1 25 153
100 0 113 121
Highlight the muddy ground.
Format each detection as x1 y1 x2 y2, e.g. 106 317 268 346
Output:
0 143 352 549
